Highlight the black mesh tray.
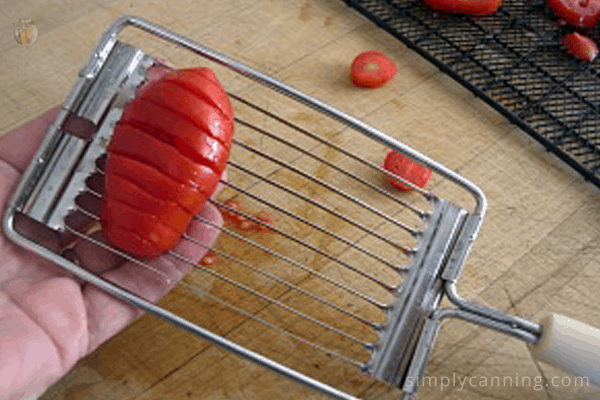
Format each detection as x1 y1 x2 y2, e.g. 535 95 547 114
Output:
343 0 600 188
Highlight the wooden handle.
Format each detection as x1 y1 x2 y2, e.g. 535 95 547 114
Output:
528 314 600 386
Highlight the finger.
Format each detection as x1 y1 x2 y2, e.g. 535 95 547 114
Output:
69 231 127 275
0 106 60 173
0 65 170 174
59 178 103 252
1 166 63 267
2 277 89 386
146 64 173 82
81 201 223 353
136 65 173 98
0 158 61 254
12 213 62 255
0 289 65 400
0 64 172 174
211 168 227 200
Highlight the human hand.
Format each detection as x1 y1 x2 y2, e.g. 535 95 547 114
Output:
0 102 225 399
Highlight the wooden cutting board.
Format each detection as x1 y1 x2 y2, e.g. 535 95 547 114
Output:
2 0 600 399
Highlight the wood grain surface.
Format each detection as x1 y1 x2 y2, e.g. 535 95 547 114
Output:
2 0 600 399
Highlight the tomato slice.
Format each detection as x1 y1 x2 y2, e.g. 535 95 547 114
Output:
423 0 502 14
350 51 397 88
561 32 599 61
199 250 220 266
383 150 432 191
547 0 600 27
220 199 255 230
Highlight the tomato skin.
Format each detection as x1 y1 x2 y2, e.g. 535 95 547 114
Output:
102 68 234 258
119 100 230 173
104 174 190 232
561 32 599 61
383 150 432 191
423 0 502 14
135 81 234 151
547 0 600 27
105 154 210 216
351 51 397 88
107 123 221 190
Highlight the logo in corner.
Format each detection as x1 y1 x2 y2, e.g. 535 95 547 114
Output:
14 19 37 45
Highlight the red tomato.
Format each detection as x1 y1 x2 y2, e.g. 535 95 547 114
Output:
383 150 432 191
350 51 397 88
423 0 502 14
561 32 599 62
220 199 242 219
199 251 219 266
547 0 600 27
101 68 234 258
221 199 253 229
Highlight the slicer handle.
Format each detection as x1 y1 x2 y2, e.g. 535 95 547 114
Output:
528 314 600 387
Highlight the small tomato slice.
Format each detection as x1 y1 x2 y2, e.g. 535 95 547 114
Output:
351 51 397 88
423 0 502 14
561 32 599 62
254 211 274 232
547 0 600 27
199 250 219 266
220 199 243 221
383 150 432 191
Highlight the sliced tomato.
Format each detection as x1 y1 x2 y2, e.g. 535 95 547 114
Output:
350 51 397 89
383 150 432 191
423 0 502 14
102 68 234 258
547 0 600 27
561 32 599 62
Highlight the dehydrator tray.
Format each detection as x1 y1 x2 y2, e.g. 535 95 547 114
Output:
343 0 600 189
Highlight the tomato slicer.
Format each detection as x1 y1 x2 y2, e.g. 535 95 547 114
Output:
4 16 600 400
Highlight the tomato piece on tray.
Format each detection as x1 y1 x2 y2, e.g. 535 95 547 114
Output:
561 32 599 62
351 51 397 88
383 150 432 191
547 0 600 27
423 0 502 14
